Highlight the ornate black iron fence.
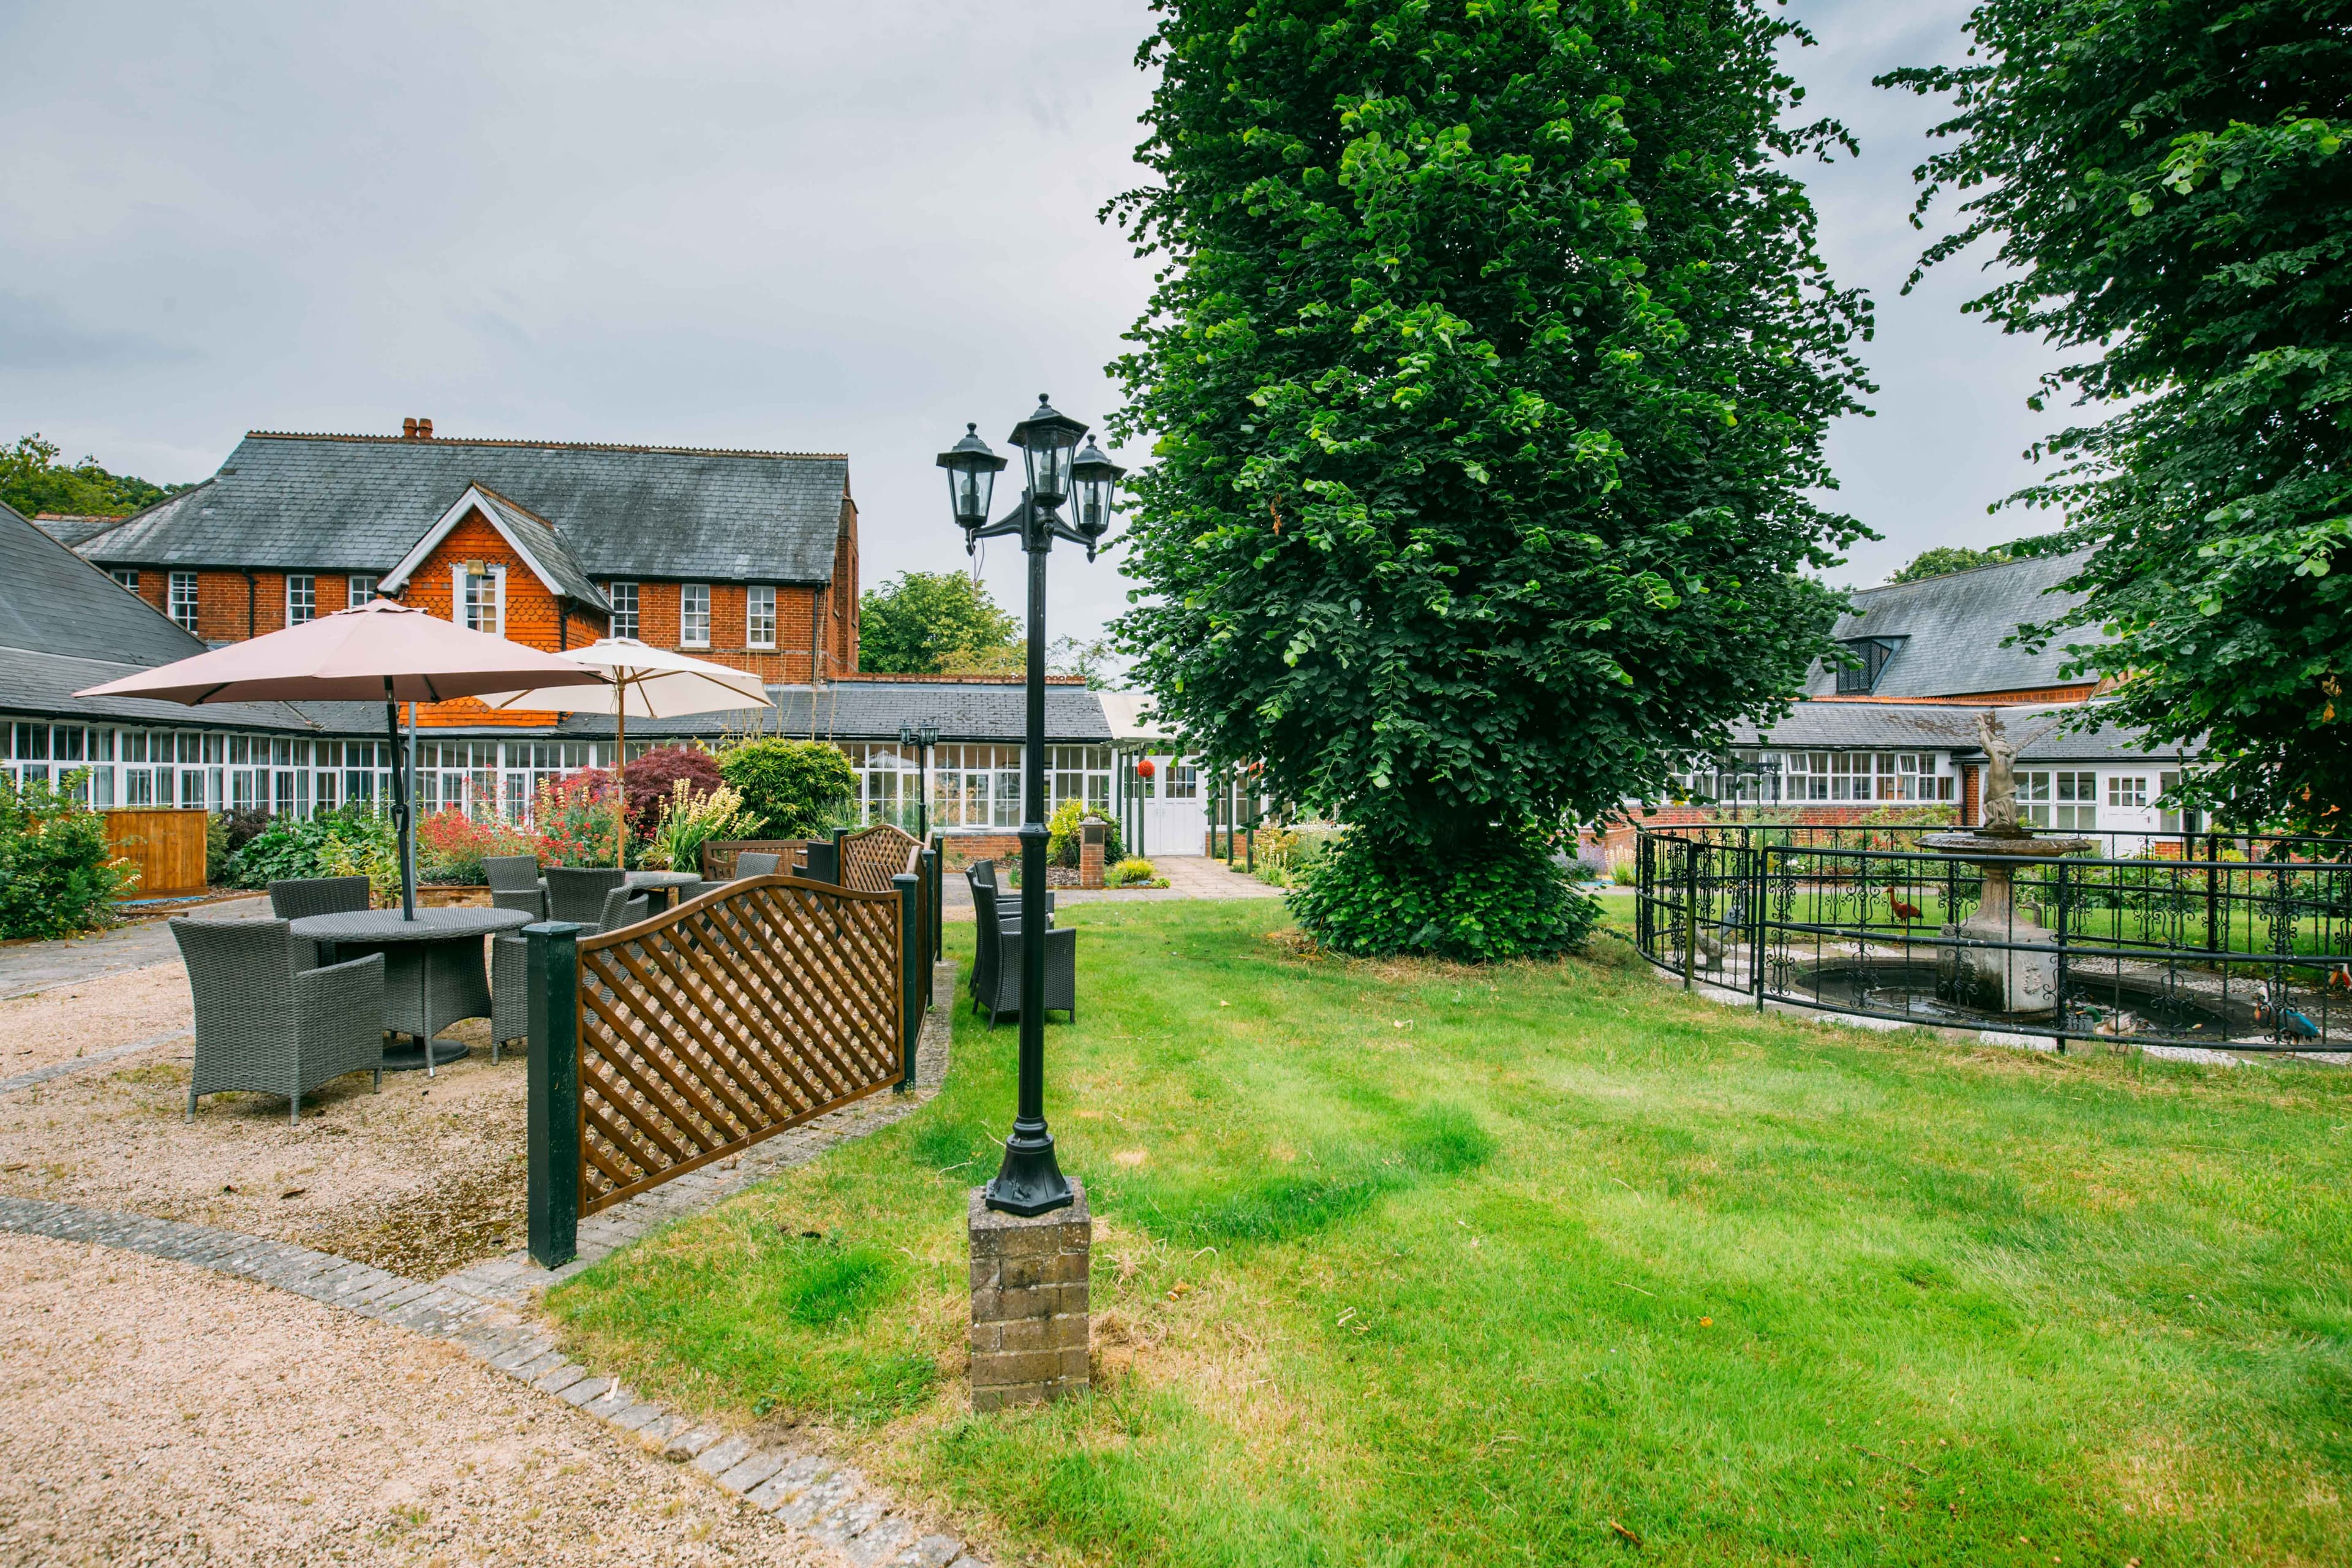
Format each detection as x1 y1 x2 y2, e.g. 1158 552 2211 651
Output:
1634 823 2352 1052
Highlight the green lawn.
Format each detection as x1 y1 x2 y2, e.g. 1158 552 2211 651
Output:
547 899 2352 1566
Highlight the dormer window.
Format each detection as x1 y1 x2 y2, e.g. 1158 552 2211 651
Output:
1836 636 1903 695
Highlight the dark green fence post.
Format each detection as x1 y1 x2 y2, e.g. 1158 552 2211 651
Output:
894 870 921 1090
929 834 945 963
804 835 840 884
527 920 586 1269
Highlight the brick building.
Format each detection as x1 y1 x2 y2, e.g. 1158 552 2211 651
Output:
74 420 859 722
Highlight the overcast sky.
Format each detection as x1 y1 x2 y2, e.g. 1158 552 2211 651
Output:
0 0 2065 650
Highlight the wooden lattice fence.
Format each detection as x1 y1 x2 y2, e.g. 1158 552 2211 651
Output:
570 873 906 1215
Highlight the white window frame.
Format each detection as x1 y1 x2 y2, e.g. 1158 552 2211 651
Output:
608 581 638 640
168 571 199 633
680 582 711 649
746 584 777 650
110 568 138 593
347 573 377 608
451 563 506 635
285 574 316 626
2107 774 2149 810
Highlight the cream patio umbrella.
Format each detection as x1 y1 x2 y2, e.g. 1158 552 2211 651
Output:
470 638 773 866
74 597 609 919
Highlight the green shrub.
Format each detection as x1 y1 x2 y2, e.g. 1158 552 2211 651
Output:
1047 798 1125 867
647 778 760 874
0 773 132 937
1104 856 1163 888
205 812 230 887
224 804 399 891
718 740 858 839
1289 823 1597 962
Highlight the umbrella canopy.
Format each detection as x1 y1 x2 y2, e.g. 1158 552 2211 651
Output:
470 638 771 718
472 639 774 867
74 597 612 706
75 598 611 919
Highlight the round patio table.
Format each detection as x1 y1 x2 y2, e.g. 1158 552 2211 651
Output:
625 869 704 911
290 907 532 1073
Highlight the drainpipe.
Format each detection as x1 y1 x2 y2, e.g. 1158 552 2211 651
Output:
809 582 826 741
557 597 568 651
243 570 257 639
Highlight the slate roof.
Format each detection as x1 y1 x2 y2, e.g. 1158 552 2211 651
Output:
0 502 364 734
1802 551 2111 699
1730 703 1983 751
540 680 1114 746
31 514 129 549
81 431 852 583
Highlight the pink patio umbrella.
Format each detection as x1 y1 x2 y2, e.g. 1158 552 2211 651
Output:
75 597 609 919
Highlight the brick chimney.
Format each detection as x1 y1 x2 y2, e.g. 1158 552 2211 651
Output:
402 417 434 440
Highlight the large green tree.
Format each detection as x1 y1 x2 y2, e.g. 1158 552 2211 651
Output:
1107 0 1872 957
1 433 186 519
856 570 1021 676
1884 2 2352 833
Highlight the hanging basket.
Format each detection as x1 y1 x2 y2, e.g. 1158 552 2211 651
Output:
1136 758 1156 779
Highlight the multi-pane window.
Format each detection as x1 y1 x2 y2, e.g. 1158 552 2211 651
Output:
1894 753 1954 801
2158 771 2187 833
168 571 199 633
348 574 377 608
2107 775 2149 809
929 744 1024 828
110 568 138 593
1047 745 1114 813
840 742 919 829
285 575 316 625
746 586 777 649
608 581 638 640
1165 761 1199 800
679 584 710 648
2019 771 2097 831
462 569 500 635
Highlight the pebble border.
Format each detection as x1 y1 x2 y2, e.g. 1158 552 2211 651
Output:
0 965 990 1568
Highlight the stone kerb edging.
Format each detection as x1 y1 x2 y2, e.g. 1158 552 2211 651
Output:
0 968 988 1568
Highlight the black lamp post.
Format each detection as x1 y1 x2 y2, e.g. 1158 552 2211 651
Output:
938 397 1121 1216
898 721 939 836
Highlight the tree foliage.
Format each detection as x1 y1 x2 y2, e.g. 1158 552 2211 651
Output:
857 570 1021 676
1 433 186 519
1886 545 2011 584
1107 0 1872 954
1883 2 2352 833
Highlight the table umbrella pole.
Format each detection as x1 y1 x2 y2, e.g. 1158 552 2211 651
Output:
614 684 627 869
384 677 415 922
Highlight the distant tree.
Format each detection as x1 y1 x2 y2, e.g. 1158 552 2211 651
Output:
1107 0 1872 959
1 433 186 519
1048 634 1119 690
1886 545 2011 584
857 570 1022 676
1883 1 2352 834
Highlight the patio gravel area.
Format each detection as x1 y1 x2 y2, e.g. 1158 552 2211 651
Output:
0 1016 529 1281
0 1232 831 1567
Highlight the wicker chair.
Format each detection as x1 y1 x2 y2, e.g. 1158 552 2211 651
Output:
545 867 626 925
268 875 372 971
172 918 385 1123
490 886 650 1056
483 854 548 921
967 867 1075 1026
733 851 782 878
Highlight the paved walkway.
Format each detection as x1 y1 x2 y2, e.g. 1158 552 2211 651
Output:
0 894 268 999
0 978 990 1568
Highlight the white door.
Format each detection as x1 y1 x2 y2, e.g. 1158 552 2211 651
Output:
1141 753 1207 857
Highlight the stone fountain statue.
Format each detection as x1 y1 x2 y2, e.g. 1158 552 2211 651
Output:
1921 710 2094 1017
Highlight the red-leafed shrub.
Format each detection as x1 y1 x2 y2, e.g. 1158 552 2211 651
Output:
560 745 725 839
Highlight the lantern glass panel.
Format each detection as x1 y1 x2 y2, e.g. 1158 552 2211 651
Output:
1023 434 1075 503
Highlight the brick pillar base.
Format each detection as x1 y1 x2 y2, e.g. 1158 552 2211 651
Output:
967 1182 1090 1412
1079 821 1106 889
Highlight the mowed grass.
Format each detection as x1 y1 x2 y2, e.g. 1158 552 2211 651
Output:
546 898 2352 1566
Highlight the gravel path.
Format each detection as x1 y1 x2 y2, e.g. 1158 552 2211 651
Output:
0 1232 834 1567
0 895 269 1000
0 962 190 1080
0 1019 529 1280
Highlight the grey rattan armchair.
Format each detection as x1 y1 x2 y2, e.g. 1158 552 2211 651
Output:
491 886 650 1055
733 851 782 878
545 867 625 925
967 869 1075 1026
172 918 385 1123
268 876 372 921
483 854 548 921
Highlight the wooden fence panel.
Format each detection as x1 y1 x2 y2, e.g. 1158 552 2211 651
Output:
840 823 922 894
573 873 902 1215
102 809 209 897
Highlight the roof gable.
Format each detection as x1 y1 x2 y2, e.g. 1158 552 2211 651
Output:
82 431 851 582
379 484 611 611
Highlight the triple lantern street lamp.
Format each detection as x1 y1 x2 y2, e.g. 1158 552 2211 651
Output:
937 395 1123 1216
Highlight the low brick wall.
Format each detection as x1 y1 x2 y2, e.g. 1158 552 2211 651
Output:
936 834 1020 871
